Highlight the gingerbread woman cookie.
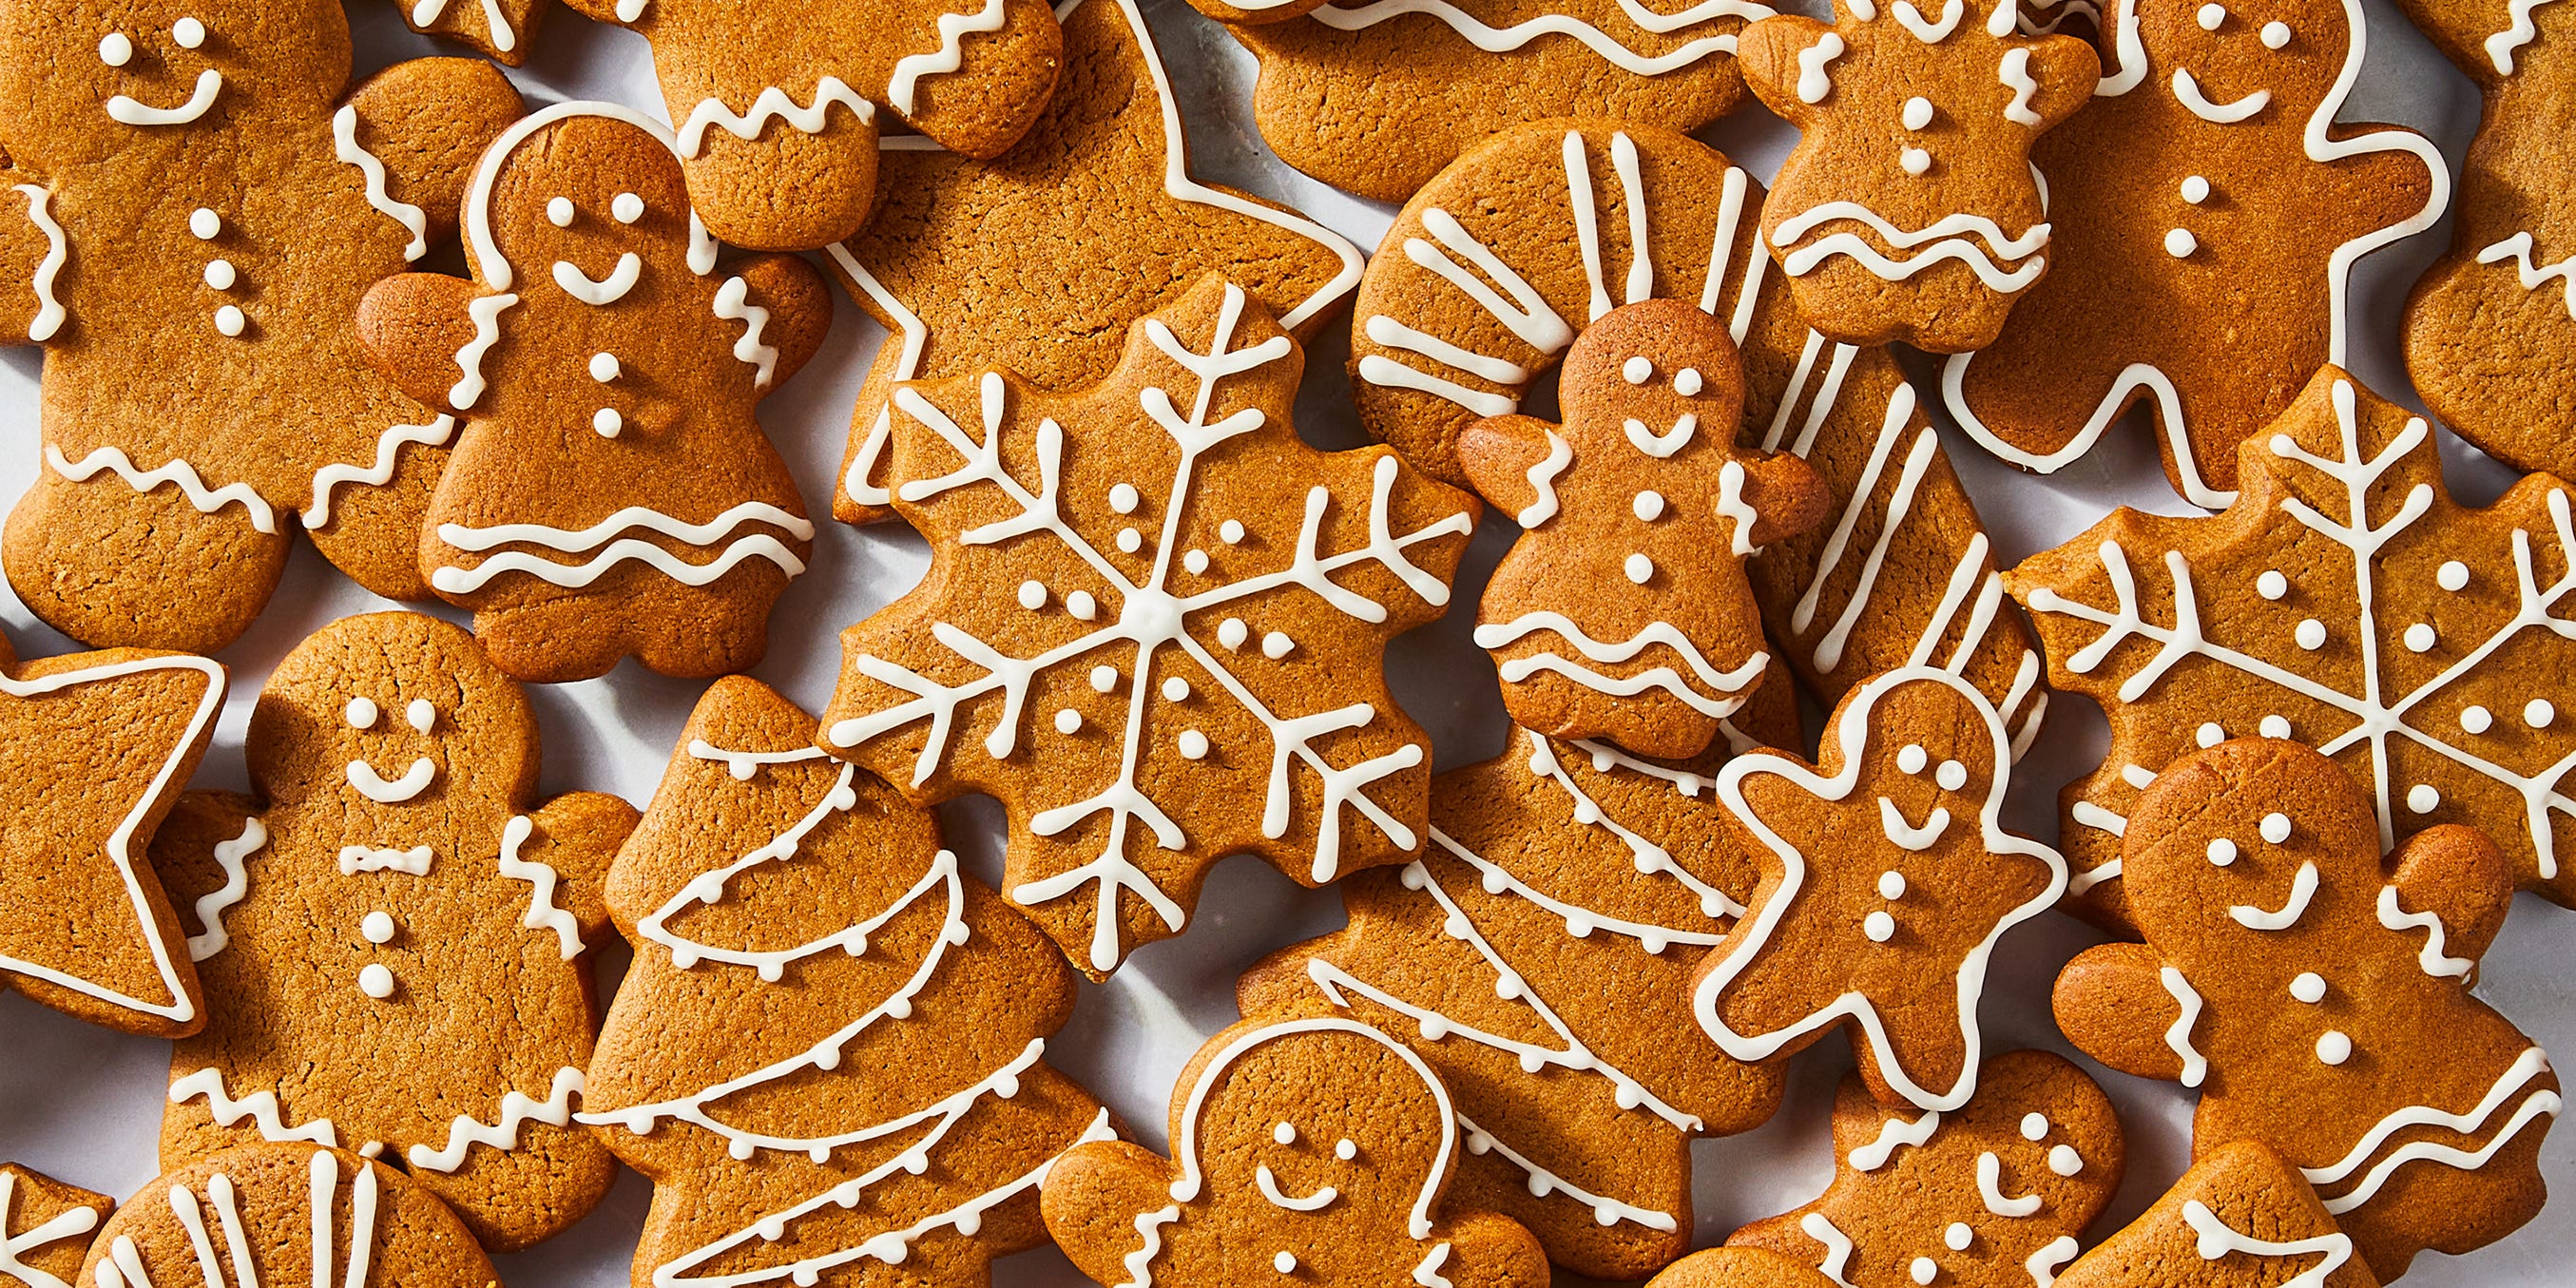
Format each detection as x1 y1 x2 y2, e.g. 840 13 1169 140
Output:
1939 0 2446 505
1460 298 1828 759
1725 1050 2124 1288
1693 666 2067 1112
2052 736 2558 1278
0 1165 106 1288
1041 1016 1552 1288
582 677 1114 1288
389 0 548 63
819 278 1476 978
2049 1141 2379 1288
81 1146 497 1288
1737 0 2101 352
358 103 830 684
150 612 635 1252
553 0 1066 251
0 3 520 654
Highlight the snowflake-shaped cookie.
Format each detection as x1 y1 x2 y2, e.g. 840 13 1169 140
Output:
820 277 1477 977
2010 366 2576 921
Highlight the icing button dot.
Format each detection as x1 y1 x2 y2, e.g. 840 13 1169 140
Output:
1878 870 1907 899
2290 971 2326 1004
2257 570 2288 600
1935 759 1967 791
1274 1252 1297 1274
2316 1030 2353 1066
1897 743 1929 775
2206 837 2239 866
202 259 236 290
360 912 396 945
589 352 621 382
1162 676 1190 702
2196 721 2224 748
2460 704 2492 734
2295 618 2327 649
1910 1257 1937 1286
2261 19 2291 46
2020 1113 2048 1142
1903 96 1934 129
547 197 575 227
1262 631 1295 660
1109 483 1140 514
1901 146 1932 175
2164 228 2198 258
2408 783 2440 813
2181 175 2211 203
1177 730 1209 760
611 192 645 223
173 17 206 48
2527 699 2556 729
2259 812 2292 843
213 305 244 337
1053 708 1082 735
1088 665 1118 693
1864 910 1896 942
99 31 132 67
358 964 395 1000
1624 553 1653 585
592 408 623 437
1016 580 1046 610
1633 490 1666 521
2259 715 2292 739
1945 1222 1972 1251
189 208 221 240
2437 560 2469 591
1221 519 1246 544
1116 527 1143 553
2048 1144 2082 1176
2404 623 2436 652
1622 356 1653 384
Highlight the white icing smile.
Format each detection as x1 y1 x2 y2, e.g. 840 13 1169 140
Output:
1878 797 1954 850
2170 67 2271 122
336 845 433 875
106 67 222 126
2226 859 2319 930
553 253 643 305
347 757 436 803
1254 1164 1337 1211
1623 413 1697 457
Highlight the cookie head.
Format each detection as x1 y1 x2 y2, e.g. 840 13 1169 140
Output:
1557 300 1747 453
0 0 350 160
2119 738 2375 971
2149 0 2342 117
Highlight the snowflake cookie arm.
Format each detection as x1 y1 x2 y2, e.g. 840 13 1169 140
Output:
142 792 267 966
713 254 835 394
1734 15 1839 126
2382 823 2513 971
356 273 507 413
343 60 526 255
2052 941 2191 1083
522 793 644 944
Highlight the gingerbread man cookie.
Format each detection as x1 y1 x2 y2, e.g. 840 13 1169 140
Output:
390 0 549 63
0 632 224 1040
1041 1016 1552 1288
1461 298 1828 759
1648 1247 1847 1288
0 3 521 654
1939 0 2445 505
819 278 1476 978
1738 0 2101 352
2400 0 2576 480
2050 1141 2379 1288
582 677 1113 1288
553 0 1065 251
0 1165 106 1288
2052 736 2558 1278
81 1146 497 1288
358 104 830 685
1725 1050 2124 1288
1693 666 2067 1112
150 612 635 1252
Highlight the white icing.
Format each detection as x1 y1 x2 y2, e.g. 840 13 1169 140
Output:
433 502 815 593
2162 965 2208 1087
184 818 266 962
678 78 875 159
493 815 581 960
552 253 643 306
2299 1047 2563 1213
336 846 433 875
2178 1199 2353 1286
1801 1212 1858 1287
1977 1150 2043 1216
1473 613 1766 719
1516 431 1573 527
168 1067 338 1147
1849 1109 1940 1169
1797 32 1847 102
889 0 1012 113
2487 0 2562 71
305 417 456 529
465 103 720 294
1771 202 2049 290
0 1168 97 1288
447 293 519 411
2170 67 2270 121
1458 1113 1678 1230
2226 859 2318 930
331 105 429 261
2026 1236 2077 1287
1893 0 1966 40
409 1067 585 1172
1999 48 2044 125
106 68 221 127
2376 884 2473 976
2479 233 2576 320
1254 1165 1336 1212
13 184 66 341
346 757 434 804
46 444 275 533
1309 0 1766 77
410 0 521 51
713 277 781 387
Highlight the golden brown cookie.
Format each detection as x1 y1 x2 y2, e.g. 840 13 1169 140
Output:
1345 120 2047 757
1737 0 2100 352
2049 1141 2380 1288
581 676 1114 1288
0 1164 107 1288
358 104 831 684
1724 1050 2123 1288
1238 703 1797 1280
0 632 224 1039
0 5 520 654
1460 298 1829 759
2008 366 2576 923
80 1146 496 1288
828 0 1363 525
1937 0 2445 506
2400 0 2576 480
1041 1016 1553 1287
818 277 1477 978
2052 737 2556 1280
390 0 549 63
1692 666 2067 1112
554 0 1066 250
150 611 634 1252
1648 1246 1847 1288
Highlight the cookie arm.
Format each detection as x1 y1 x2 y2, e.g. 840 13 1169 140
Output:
2383 822 2513 969
1733 15 1836 124
554 0 637 24
525 792 644 941
1454 414 1565 522
1037 1141 1188 1287
2016 32 2105 131
2050 941 2188 1081
1436 1210 1557 1286
1738 449 1833 546
344 59 528 239
143 792 266 958
0 168 62 346
720 254 835 393
356 272 502 413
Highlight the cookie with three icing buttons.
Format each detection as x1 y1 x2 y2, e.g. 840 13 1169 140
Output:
2051 736 2557 1279
150 611 636 1252
1737 0 2101 352
555 0 1066 251
0 1164 107 1288
2048 1141 2380 1288
0 2 521 654
358 103 831 684
80 1146 497 1288
1040 1016 1553 1288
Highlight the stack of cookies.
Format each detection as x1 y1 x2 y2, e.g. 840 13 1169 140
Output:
0 0 2563 1285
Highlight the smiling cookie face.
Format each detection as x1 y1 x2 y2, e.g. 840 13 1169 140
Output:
0 0 351 165
2143 0 2344 118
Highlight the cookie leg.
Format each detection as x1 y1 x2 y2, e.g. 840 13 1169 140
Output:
302 420 454 603
4 463 287 653
680 123 878 253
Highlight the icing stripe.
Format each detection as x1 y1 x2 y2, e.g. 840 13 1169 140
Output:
431 533 808 593
331 105 430 261
305 416 455 528
2487 0 2561 71
887 0 1012 113
0 1171 96 1288
713 277 781 387
495 815 582 959
185 818 267 962
168 1067 339 1146
2478 232 2576 320
1309 0 1768 75
438 501 816 552
14 184 65 341
46 444 276 533
678 79 875 159
2179 1200 2350 1287
409 1067 585 1172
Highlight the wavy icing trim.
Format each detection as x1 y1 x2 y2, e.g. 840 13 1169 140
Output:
305 417 455 529
46 445 275 533
1457 1112 1678 1230
677 79 875 159
2299 1047 2562 1213
712 277 781 387
2178 1199 2351 1287
2478 232 2576 320
13 184 65 342
432 504 817 594
331 105 429 261
410 0 520 52
1799 1211 1858 1286
409 1066 585 1172
494 815 582 959
1309 0 1772 76
184 818 266 962
2161 966 2207 1087
2486 0 2561 72
1770 204 2049 291
637 761 873 977
887 0 1012 113
1472 613 1767 718
2375 885 2472 976
168 1067 339 1147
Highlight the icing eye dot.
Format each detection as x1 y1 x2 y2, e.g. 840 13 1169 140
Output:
2259 812 2292 843
1897 743 1929 775
1878 870 1907 899
611 192 645 223
589 352 621 382
173 17 206 48
189 208 221 240
1108 483 1139 514
1088 665 1118 693
1935 759 1967 791
2261 19 2291 46
1336 1138 1356 1160
2206 837 2239 866
406 699 434 732
360 912 395 944
2408 783 2440 813
1218 618 1249 649
1016 580 1046 610
1162 676 1190 702
1633 490 1666 521
2180 175 2211 204
2259 715 2292 739
1622 356 1653 384
1053 708 1082 735
1945 1222 1972 1251
1910 1257 1937 1286
547 197 576 227
2020 1113 2048 1142
1902 96 1934 130
1900 146 1932 176
2048 1144 2083 1176
2294 618 2327 649
2527 700 2557 729
2257 569 2288 599
1066 590 1098 621
1273 1122 1297 1145
1262 631 1295 660
1116 528 1143 554
2316 1030 2353 1066
2196 1 2225 26
1864 910 1896 942
2460 703 2493 734
1624 552 1654 585
2290 971 2326 1003
1220 519 1246 545
1672 368 1703 395
99 32 133 67
1177 729 1209 759
214 305 245 337
2196 721 2224 747
2436 560 2469 591
345 697 379 729
593 408 623 437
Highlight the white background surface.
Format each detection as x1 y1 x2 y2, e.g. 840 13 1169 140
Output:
0 1 2566 1284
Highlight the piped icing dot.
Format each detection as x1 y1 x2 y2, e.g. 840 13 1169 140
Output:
2165 228 2199 258
214 305 245 337
1053 708 1082 735
1016 580 1046 610
2408 783 2439 813
2316 1030 2353 1066
592 408 623 437
2404 623 2436 652
1108 483 1140 514
1274 1252 1298 1274
589 352 621 382
1273 1122 1297 1145
1218 618 1249 649
2197 1 2224 27
2257 570 2288 599
203 259 236 290
2020 1113 2048 1142
1945 1222 1972 1251
2047 1144 2082 1176
1935 759 1967 791
1911 1257 1937 1286
1897 743 1929 775
2461 704 2493 733
2259 813 2292 843
611 192 645 223
1066 590 1098 621
547 197 575 227
1162 676 1190 702
2295 618 2327 649
1878 870 1907 899
2259 715 2291 739
346 698 379 729
1864 910 1896 942
2290 971 2326 1003
2437 560 2469 591
1903 96 1934 130
1624 553 1653 585
361 912 395 944
99 31 133 67
2261 19 2291 46
173 17 206 48
1088 665 1118 693
2196 721 2224 747
1221 519 1246 544
1336 1139 1356 1161
2527 700 2556 729
1177 730 1208 760
1262 632 1295 660
406 699 433 732
1183 549 1209 575
1623 356 1652 384
358 964 395 1000
2206 837 2238 866
1673 367 1703 395
190 208 221 240
1633 490 1666 521
1116 528 1142 553
1900 146 1932 175
2181 175 2211 203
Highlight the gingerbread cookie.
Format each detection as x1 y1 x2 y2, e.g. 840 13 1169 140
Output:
2049 1141 2379 1288
1939 0 2445 506
0 633 224 1039
1460 298 1828 759
81 1146 496 1288
1648 1247 1846 1288
582 677 1113 1288
2052 736 2558 1278
1693 666 2067 1112
1347 121 2047 758
819 278 1476 978
1725 1050 2123 1288
390 0 548 63
1737 0 2100 352
2009 367 2576 923
357 103 830 684
1216 2 1760 202
829 0 1362 525
1041 1016 1553 1287
150 611 634 1252
553 0 1065 251
0 1165 106 1288
0 6 520 654
1239 705 1796 1280
2400 0 2576 480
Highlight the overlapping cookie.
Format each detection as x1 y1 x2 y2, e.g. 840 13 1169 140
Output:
2009 367 2576 921
80 1146 496 1287
1041 1016 1552 1287
150 612 634 1251
1348 121 2047 757
0 3 521 653
1939 0 2446 505
582 677 1113 1288
390 0 548 62
359 103 830 684
2050 1141 2380 1287
829 0 1363 524
2053 736 2557 1278
818 278 1476 978
0 1164 106 1288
